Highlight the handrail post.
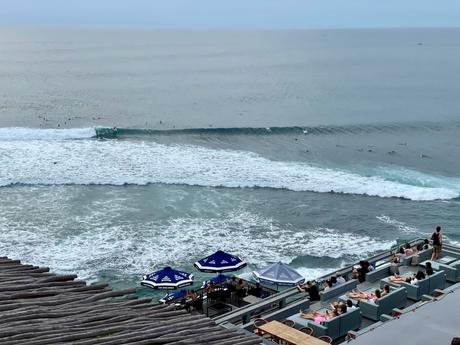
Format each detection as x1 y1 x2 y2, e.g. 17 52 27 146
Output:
279 298 285 309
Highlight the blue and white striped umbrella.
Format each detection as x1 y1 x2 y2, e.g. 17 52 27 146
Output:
194 250 247 273
253 262 304 287
141 266 194 290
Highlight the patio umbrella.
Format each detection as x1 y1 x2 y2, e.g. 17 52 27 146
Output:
253 261 305 288
194 250 247 273
141 266 194 290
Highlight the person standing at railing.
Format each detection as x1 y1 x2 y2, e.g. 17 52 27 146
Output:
431 226 443 260
296 281 320 301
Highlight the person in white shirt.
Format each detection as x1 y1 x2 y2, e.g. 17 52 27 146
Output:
323 280 332 291
346 299 357 311
336 275 346 285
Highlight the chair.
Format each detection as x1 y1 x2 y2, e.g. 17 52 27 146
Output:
318 335 333 343
253 318 272 340
299 326 313 335
252 318 267 329
282 319 295 327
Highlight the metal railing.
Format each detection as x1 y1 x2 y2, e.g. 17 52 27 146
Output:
215 238 426 327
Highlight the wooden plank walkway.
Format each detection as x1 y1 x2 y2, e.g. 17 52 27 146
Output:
0 256 262 345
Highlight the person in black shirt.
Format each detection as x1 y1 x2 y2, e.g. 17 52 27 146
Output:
425 262 434 276
415 270 426 281
248 282 262 297
297 281 320 301
431 226 442 260
417 238 430 251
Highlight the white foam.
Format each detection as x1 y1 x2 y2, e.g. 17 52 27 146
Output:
0 127 96 140
0 138 459 200
296 267 338 281
376 215 423 235
0 206 393 281
375 215 460 248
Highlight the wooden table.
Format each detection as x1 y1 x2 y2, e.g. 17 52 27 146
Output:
257 321 327 345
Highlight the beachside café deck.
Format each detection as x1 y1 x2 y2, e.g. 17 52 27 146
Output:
214 239 460 345
0 256 262 345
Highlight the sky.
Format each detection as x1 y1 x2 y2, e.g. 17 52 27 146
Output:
0 0 459 29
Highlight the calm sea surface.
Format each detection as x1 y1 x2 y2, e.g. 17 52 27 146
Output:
0 28 459 294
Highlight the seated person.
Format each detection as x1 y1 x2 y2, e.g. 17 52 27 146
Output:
323 279 333 291
389 273 412 284
381 284 390 297
423 239 431 250
390 271 425 285
414 270 426 282
403 243 417 256
352 267 360 280
338 302 347 314
346 299 358 310
248 282 262 297
297 281 320 301
388 274 415 284
329 301 347 315
351 267 365 283
330 275 338 287
299 308 339 324
347 288 381 302
356 263 367 282
187 289 198 300
206 281 217 300
185 289 198 311
417 239 431 251
336 274 346 285
363 260 375 272
424 262 434 276
235 279 246 297
227 276 237 292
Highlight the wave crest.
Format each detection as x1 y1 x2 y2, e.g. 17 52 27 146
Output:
0 127 96 141
94 121 460 138
0 137 458 201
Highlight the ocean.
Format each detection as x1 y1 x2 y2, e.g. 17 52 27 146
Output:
0 27 459 294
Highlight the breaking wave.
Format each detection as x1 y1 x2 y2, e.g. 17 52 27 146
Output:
0 127 96 140
0 130 459 201
94 121 460 138
1 121 458 141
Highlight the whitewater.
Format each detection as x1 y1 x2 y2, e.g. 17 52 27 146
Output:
1 128 459 201
1 27 459 297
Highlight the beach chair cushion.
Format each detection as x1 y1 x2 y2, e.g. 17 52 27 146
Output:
359 287 406 321
289 308 361 340
308 313 340 339
339 307 362 337
400 277 430 301
366 263 398 283
420 260 457 282
428 270 446 292
417 248 433 262
319 279 358 301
